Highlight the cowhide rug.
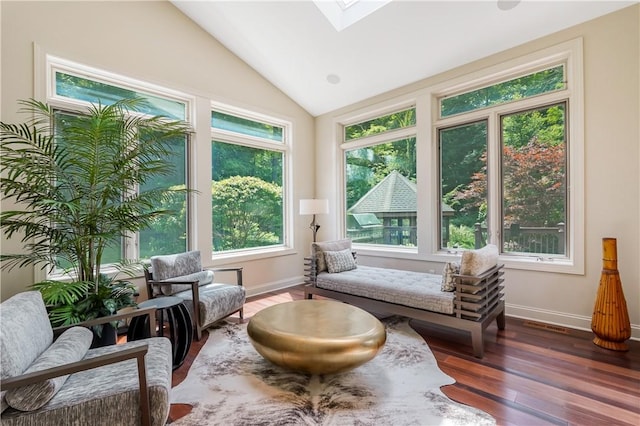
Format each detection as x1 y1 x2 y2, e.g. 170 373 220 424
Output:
170 317 495 425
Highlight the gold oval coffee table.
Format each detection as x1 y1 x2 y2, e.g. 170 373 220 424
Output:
247 300 386 375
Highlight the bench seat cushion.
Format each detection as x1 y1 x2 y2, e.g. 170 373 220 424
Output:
316 265 454 314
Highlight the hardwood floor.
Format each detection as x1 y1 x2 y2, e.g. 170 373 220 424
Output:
171 285 640 426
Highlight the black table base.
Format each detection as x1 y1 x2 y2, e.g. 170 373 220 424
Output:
127 297 193 370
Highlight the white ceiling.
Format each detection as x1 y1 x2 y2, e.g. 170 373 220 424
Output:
171 0 635 117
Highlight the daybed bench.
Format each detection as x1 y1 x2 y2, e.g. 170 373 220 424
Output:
304 239 505 358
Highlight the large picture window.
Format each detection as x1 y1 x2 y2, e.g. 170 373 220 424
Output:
211 108 288 253
48 57 192 274
343 108 417 247
438 66 571 259
337 39 583 272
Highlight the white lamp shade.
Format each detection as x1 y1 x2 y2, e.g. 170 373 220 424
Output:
299 199 329 215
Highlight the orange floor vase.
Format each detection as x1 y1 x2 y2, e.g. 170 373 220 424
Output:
591 238 631 351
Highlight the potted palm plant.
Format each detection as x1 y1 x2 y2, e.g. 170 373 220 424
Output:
0 98 190 343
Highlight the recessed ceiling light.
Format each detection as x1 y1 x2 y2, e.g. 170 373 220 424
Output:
327 74 341 84
497 0 521 11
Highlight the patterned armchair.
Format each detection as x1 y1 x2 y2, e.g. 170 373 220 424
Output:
146 250 246 340
0 291 172 426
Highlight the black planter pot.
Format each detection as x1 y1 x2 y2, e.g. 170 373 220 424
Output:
90 323 117 348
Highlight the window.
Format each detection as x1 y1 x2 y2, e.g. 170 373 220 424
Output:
211 108 288 253
437 62 574 261
342 107 417 247
332 39 582 271
47 56 192 273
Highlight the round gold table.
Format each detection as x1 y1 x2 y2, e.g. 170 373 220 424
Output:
247 300 386 375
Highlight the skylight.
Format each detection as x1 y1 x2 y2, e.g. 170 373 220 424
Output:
313 0 392 32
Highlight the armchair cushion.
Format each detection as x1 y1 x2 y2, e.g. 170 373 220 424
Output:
151 250 202 280
5 327 93 411
150 251 214 296
1 291 54 414
158 270 214 296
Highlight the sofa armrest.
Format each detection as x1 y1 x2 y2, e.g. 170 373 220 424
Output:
0 344 152 426
52 306 157 339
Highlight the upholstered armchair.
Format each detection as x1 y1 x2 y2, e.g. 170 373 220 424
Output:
146 250 246 340
0 291 172 426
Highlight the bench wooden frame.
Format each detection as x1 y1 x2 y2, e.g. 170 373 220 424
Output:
304 259 505 358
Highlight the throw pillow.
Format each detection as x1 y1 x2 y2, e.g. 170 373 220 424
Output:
5 326 93 411
459 244 499 277
441 261 460 292
324 248 357 273
312 239 352 273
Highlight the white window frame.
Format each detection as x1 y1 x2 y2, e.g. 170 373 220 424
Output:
338 97 423 259
431 38 584 274
35 54 196 282
332 38 583 274
210 102 293 261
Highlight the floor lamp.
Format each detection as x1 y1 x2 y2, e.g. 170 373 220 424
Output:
299 199 329 242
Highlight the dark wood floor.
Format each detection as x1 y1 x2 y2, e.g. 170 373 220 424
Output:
170 285 640 426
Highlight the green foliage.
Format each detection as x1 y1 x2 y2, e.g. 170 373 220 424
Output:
346 137 416 208
345 108 415 140
212 176 283 251
1 98 189 326
31 273 137 328
448 225 476 249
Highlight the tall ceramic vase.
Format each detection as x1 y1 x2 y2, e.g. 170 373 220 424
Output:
591 237 631 351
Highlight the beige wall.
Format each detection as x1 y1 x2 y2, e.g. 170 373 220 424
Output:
0 1 316 300
316 5 639 338
2 1 638 339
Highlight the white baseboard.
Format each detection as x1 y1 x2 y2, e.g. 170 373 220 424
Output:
506 303 640 341
245 276 305 298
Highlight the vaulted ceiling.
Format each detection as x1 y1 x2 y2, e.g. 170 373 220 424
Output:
171 1 634 116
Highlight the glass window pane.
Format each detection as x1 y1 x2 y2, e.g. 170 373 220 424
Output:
55 71 186 120
441 65 565 117
439 121 488 250
212 141 284 251
139 134 188 258
212 111 283 142
52 111 123 272
345 137 416 246
345 108 415 141
501 103 567 255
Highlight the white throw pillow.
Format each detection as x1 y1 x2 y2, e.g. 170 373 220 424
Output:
324 248 357 273
459 244 499 276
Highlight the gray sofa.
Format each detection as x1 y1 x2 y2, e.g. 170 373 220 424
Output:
304 239 505 358
0 291 173 426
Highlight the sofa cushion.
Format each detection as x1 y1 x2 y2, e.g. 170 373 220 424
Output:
460 244 500 293
312 239 352 273
316 265 454 314
441 261 460 292
0 291 54 414
325 248 357 273
460 244 499 277
5 327 93 411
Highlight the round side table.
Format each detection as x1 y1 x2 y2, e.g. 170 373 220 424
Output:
127 296 193 370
